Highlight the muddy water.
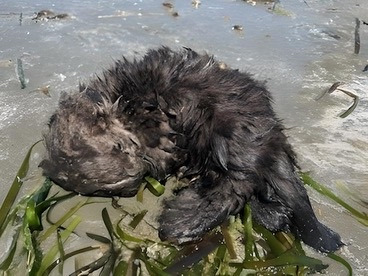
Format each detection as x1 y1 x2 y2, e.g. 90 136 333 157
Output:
1 0 367 274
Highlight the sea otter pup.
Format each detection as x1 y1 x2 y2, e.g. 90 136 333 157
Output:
41 47 343 253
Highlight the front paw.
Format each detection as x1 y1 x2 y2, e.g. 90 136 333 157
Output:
158 187 230 244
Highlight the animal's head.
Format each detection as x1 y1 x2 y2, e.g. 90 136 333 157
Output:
40 88 147 197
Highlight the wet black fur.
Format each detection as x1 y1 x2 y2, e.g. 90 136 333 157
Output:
41 47 343 252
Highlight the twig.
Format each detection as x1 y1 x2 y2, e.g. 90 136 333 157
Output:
336 88 360 118
354 18 360 54
16 58 26 89
315 83 359 118
315 82 343 100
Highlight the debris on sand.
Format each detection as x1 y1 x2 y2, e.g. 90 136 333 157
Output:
335 88 360 118
354 18 360 54
16 58 26 89
316 82 360 118
162 2 174 9
192 0 201 9
29 85 51 97
315 81 344 100
0 59 13 68
232 25 243 31
162 2 179 17
32 10 69 21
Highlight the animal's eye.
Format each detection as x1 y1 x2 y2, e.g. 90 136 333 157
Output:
142 102 156 112
116 143 124 151
144 105 156 112
129 137 139 147
112 143 124 154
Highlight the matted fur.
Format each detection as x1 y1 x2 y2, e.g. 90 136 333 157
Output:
41 47 343 252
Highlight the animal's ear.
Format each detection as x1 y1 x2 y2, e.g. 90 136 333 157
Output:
79 82 86 92
211 135 228 171
59 91 69 102
85 87 103 104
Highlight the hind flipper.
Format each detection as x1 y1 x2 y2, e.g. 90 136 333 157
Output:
290 197 344 253
264 153 343 252
250 198 292 232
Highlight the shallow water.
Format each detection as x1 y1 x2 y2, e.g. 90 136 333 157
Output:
1 0 367 274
